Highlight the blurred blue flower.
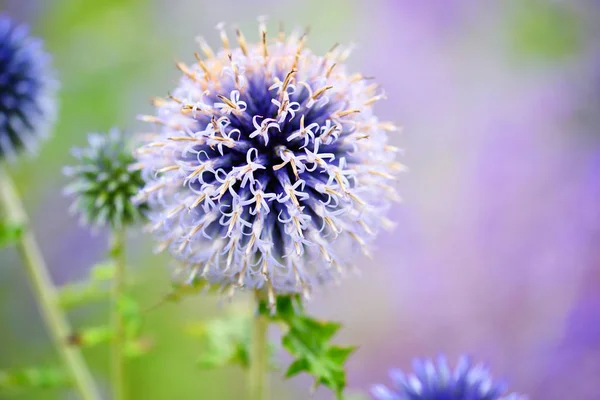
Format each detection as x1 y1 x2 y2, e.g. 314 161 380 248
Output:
134 21 403 300
0 14 57 160
371 355 526 400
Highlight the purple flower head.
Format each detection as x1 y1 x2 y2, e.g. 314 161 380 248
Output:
0 14 57 160
371 355 526 400
134 20 402 300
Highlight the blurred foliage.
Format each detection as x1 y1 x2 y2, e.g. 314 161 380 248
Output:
58 262 114 309
509 0 582 60
0 367 70 392
0 220 22 249
186 311 255 369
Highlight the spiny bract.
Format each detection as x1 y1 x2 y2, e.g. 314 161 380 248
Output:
371 355 527 400
134 20 403 299
64 128 147 229
0 14 57 160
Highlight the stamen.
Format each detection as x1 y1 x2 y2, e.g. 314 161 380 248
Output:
189 192 207 209
278 21 285 42
156 165 179 174
193 52 213 81
168 94 183 104
358 220 374 235
346 191 366 206
292 32 307 70
326 43 340 57
267 281 275 307
210 116 220 133
138 115 163 124
320 43 339 71
349 73 363 83
227 211 239 236
167 136 202 142
281 68 297 95
364 94 386 106
177 239 189 253
320 124 339 142
216 22 230 51
237 258 248 286
227 54 241 87
196 36 215 59
319 245 332 263
369 169 396 180
256 17 269 59
261 30 268 58
311 85 333 101
150 97 167 107
201 253 217 277
175 61 199 82
167 204 185 218
154 238 172 253
246 234 257 254
143 183 165 195
335 109 360 118
216 94 238 110
235 28 249 56
379 122 399 132
337 44 354 62
146 142 166 148
226 238 237 268
326 62 337 78
388 161 407 172
185 164 207 184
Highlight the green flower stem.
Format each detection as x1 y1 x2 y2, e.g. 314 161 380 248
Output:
249 290 269 400
0 164 101 400
109 228 127 400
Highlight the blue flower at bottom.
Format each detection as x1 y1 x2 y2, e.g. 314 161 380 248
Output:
371 355 526 400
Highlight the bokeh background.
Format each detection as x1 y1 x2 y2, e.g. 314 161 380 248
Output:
1 0 599 399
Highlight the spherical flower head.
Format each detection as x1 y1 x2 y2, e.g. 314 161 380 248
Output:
64 128 147 229
134 20 403 298
0 14 57 160
371 355 527 400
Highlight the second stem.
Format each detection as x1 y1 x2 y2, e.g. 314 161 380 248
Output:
110 228 126 400
0 166 101 400
249 290 269 400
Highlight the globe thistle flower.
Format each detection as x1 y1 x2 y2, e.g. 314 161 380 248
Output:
134 20 403 299
0 14 57 160
371 355 527 400
64 128 147 229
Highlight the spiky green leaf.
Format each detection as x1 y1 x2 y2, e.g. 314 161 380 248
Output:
272 295 355 399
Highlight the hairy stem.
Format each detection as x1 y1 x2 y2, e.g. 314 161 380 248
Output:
110 228 126 400
249 290 269 400
0 164 101 400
